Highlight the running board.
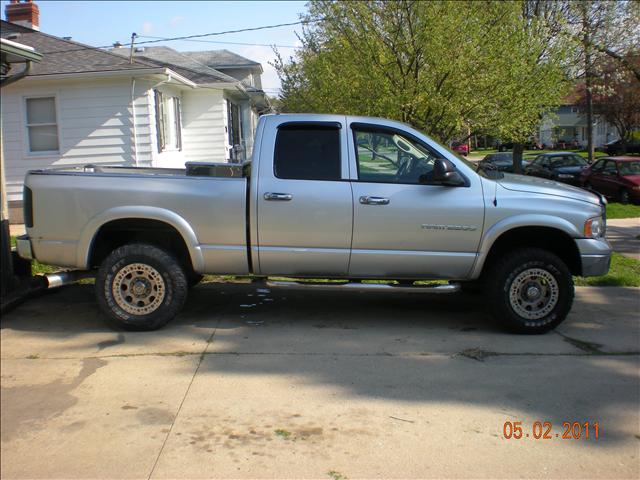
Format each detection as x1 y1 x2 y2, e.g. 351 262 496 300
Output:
266 280 460 294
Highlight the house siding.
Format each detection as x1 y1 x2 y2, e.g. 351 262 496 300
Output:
180 88 226 164
1 77 150 204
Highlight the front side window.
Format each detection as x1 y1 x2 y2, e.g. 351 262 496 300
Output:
354 128 441 184
274 125 341 181
25 97 59 153
591 159 605 172
154 90 182 152
602 161 618 174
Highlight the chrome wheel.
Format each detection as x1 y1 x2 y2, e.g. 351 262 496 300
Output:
508 268 559 320
112 263 166 315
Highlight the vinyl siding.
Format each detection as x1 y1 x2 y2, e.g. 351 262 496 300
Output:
181 88 226 164
1 77 151 203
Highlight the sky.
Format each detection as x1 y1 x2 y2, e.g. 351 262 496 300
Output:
0 0 309 94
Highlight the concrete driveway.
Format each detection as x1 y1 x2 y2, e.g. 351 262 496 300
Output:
1 283 639 479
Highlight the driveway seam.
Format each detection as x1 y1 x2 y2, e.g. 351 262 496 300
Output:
146 319 220 480
3 351 638 361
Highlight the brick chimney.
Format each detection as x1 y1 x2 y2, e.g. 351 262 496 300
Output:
5 0 40 31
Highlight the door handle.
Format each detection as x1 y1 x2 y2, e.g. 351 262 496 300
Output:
264 192 293 201
359 196 390 205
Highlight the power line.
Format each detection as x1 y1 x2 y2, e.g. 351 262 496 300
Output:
35 19 313 55
137 35 299 49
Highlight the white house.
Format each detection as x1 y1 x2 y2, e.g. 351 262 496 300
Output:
538 104 619 149
0 3 270 222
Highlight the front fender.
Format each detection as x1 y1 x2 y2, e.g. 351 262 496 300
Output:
470 214 581 279
77 206 205 271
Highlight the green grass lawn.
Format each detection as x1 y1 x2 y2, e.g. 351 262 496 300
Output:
606 203 640 219
574 252 640 287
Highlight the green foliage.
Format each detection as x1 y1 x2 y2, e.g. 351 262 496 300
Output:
275 0 571 143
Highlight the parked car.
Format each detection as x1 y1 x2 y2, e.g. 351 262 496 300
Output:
580 157 640 204
478 152 530 173
605 139 640 156
16 114 610 334
496 140 542 152
452 142 469 156
524 152 589 186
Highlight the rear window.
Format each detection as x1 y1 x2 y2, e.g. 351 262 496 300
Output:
274 125 341 181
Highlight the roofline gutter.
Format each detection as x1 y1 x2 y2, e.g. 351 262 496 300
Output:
11 67 197 87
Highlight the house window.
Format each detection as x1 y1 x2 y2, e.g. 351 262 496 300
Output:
154 90 182 152
25 97 59 153
226 100 244 162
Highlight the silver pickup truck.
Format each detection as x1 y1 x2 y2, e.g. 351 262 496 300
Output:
17 114 611 333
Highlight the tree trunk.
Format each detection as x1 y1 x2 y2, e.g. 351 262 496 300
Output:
583 7 595 163
512 143 524 174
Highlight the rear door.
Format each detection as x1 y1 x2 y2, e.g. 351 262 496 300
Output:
255 116 353 276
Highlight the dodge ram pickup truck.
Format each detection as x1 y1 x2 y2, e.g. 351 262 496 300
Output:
16 114 612 333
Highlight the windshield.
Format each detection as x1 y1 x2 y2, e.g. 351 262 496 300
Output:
618 161 640 176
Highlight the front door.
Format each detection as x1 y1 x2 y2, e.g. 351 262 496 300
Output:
348 123 484 279
256 118 353 276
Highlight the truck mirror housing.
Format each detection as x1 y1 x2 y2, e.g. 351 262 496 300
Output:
427 158 466 186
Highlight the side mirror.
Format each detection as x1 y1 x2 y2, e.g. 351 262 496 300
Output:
426 158 466 186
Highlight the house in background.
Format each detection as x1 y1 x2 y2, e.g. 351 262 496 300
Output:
0 0 270 222
538 104 619 150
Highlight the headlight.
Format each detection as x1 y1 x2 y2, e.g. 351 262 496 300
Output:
557 173 574 179
584 216 605 238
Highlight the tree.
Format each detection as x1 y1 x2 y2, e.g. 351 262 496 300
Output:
580 56 640 153
563 0 640 161
274 0 570 173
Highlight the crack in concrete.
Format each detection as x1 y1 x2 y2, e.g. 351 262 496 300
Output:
3 350 638 362
556 332 605 354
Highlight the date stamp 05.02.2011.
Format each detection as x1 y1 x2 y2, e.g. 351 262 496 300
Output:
503 421 600 440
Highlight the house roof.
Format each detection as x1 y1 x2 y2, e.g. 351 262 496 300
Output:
113 46 239 84
0 20 158 76
181 49 262 71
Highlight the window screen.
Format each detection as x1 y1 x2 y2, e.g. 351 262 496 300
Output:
26 97 59 152
274 126 341 181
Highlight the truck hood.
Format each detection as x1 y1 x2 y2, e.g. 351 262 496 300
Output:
497 173 601 205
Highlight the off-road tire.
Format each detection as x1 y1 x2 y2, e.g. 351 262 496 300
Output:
96 243 188 331
485 248 574 334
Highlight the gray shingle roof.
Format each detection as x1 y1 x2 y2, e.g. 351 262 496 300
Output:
0 20 158 76
113 46 239 84
181 49 261 69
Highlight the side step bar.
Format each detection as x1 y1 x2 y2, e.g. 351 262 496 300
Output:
266 280 460 294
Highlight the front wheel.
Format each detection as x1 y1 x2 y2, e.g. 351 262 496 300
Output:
485 248 574 334
96 243 188 331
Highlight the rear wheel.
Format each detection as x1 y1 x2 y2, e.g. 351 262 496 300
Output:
485 248 574 334
96 243 188 330
619 188 630 204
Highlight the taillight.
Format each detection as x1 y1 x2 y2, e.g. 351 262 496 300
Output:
23 186 33 228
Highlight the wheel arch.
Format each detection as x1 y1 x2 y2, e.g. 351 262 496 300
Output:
473 217 583 278
78 207 204 272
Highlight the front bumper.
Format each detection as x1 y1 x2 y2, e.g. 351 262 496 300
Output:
15 235 33 260
575 238 612 277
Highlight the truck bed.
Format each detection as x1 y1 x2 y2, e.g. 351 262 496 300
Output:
24 163 250 274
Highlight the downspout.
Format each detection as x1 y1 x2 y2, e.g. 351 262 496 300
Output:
0 59 31 87
130 77 139 166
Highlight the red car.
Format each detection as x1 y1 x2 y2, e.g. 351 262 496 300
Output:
580 156 640 204
452 142 469 156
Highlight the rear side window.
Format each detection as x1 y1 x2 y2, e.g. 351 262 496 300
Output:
274 125 341 181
